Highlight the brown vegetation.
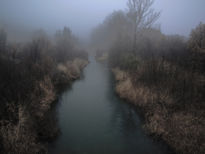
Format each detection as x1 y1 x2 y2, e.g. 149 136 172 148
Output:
110 25 205 153
112 67 205 154
92 2 205 153
95 50 108 62
0 27 88 154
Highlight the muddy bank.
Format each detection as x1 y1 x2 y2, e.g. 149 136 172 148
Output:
112 68 205 154
0 58 88 154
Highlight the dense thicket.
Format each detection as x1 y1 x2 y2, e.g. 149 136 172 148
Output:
93 2 205 108
0 27 88 154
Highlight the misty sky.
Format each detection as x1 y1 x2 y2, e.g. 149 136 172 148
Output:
0 0 205 40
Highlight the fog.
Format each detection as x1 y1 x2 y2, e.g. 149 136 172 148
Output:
0 0 205 41
1 1 205 154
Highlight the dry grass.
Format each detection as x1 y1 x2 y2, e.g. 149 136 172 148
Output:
146 109 205 154
112 68 205 154
0 76 55 154
0 58 88 154
0 105 46 154
30 76 56 118
113 68 173 107
57 58 88 80
96 52 108 62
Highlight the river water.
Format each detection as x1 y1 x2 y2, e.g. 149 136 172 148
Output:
49 56 171 154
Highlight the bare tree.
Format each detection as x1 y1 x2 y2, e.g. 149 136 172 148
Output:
127 0 160 54
189 22 205 52
0 29 7 53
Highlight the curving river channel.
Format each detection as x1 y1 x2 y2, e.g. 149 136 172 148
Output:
49 56 171 154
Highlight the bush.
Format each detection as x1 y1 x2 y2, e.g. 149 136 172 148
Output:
0 28 88 154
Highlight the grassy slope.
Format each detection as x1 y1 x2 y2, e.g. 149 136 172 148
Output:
112 68 205 154
0 58 88 154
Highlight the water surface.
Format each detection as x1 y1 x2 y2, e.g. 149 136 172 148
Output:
50 56 171 154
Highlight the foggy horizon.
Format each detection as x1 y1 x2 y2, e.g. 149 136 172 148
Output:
1 1 205 154
1 0 205 41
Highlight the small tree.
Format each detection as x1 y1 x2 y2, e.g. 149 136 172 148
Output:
0 29 7 53
91 11 132 50
189 22 205 73
127 0 160 54
189 22 205 52
55 27 77 62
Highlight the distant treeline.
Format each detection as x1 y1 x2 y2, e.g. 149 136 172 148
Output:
92 4 205 154
0 27 88 154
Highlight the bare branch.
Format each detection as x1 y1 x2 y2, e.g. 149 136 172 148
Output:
127 0 159 29
127 0 160 53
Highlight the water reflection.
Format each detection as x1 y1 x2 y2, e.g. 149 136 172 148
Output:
49 56 171 154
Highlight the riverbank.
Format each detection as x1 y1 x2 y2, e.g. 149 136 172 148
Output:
0 58 88 154
112 68 204 154
95 51 108 62
50 56 171 154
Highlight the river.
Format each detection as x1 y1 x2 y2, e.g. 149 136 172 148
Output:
49 56 171 154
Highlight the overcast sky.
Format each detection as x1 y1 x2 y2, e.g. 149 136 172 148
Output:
0 0 205 40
